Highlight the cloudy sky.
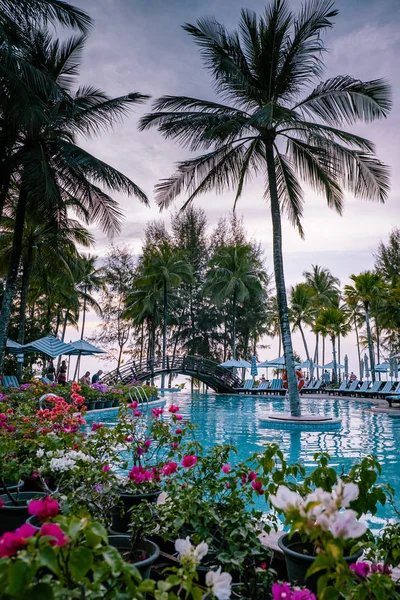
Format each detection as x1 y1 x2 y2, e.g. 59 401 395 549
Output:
66 0 400 377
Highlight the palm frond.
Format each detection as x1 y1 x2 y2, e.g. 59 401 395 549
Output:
0 0 92 32
273 150 305 237
294 76 392 125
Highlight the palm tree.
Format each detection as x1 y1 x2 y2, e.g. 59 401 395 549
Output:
345 272 385 382
315 308 350 384
135 242 193 388
140 0 390 415
289 283 315 361
303 265 340 373
343 290 365 378
206 244 264 361
0 28 150 373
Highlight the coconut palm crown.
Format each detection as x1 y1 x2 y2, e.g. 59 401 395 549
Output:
140 0 391 415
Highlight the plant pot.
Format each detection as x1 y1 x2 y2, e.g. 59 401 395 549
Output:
112 399 120 408
108 536 160 579
95 400 105 410
0 480 24 494
25 514 41 531
104 401 113 409
87 401 96 411
111 489 160 533
278 533 363 591
0 492 46 535
22 477 46 493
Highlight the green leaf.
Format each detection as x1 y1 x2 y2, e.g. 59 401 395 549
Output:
38 546 59 575
7 560 36 596
29 583 55 600
68 547 94 580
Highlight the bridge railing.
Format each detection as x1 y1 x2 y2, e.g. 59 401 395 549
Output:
101 355 242 390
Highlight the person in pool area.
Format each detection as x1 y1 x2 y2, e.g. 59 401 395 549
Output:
91 370 103 384
322 370 330 387
349 371 357 382
80 371 91 385
46 359 56 382
57 360 67 386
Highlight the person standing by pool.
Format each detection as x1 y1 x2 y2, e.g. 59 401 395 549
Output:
57 360 67 386
91 370 103 384
323 370 330 387
349 371 357 382
80 371 91 385
46 359 56 382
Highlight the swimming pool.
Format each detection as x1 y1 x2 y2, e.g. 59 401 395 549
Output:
84 393 400 530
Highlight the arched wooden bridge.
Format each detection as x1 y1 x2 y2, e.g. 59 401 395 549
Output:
101 355 242 393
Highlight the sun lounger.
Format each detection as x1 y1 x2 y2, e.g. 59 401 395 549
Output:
377 381 396 397
386 393 400 408
338 380 359 396
234 379 254 394
256 381 270 394
1 375 19 388
361 381 383 397
265 378 285 395
354 381 370 396
302 380 323 394
328 380 349 396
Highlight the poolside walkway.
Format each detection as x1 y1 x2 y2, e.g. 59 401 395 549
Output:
306 393 400 416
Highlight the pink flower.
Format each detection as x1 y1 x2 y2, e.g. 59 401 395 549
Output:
171 442 179 449
252 480 264 495
272 582 292 600
92 423 103 431
175 414 183 421
130 401 138 409
0 498 4 509
162 462 178 476
40 523 70 547
136 447 144 456
28 496 60 520
350 562 371 578
144 439 152 447
292 590 316 600
128 465 154 484
102 464 110 473
32 471 39 479
248 471 257 482
241 475 247 484
259 561 267 570
125 435 133 442
134 410 141 417
182 455 197 468
168 405 180 413
175 428 183 434
222 464 231 474
151 408 164 418
0 524 36 557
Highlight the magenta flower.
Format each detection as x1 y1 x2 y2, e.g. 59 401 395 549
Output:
133 410 141 417
248 471 257 482
162 462 178 476
102 464 110 473
40 523 70 547
151 408 164 418
136 447 144 456
168 405 180 413
144 439 152 447
0 524 36 558
222 464 231 474
175 414 183 421
252 480 264 495
350 562 371 578
130 401 138 409
272 582 292 600
128 465 154 484
171 442 179 449
182 455 197 468
175 428 183 434
91 423 103 431
292 589 316 600
0 498 4 509
125 435 133 442
28 496 60 520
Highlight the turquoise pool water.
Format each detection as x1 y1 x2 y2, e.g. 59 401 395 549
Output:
84 393 400 530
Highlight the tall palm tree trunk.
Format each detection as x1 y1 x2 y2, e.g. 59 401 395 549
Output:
0 188 28 374
338 334 341 383
161 280 167 389
299 323 310 361
376 324 381 381
16 249 34 381
265 143 300 415
331 334 338 384
232 292 237 360
354 318 362 379
364 304 375 382
314 332 319 380
139 322 144 363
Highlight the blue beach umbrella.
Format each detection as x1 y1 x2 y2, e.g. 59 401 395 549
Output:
394 359 399 381
344 355 349 381
359 359 364 380
251 356 258 379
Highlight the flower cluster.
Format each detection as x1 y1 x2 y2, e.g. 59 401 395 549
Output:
174 536 232 600
0 522 69 558
269 480 367 540
28 496 60 520
272 582 316 600
350 561 391 578
127 465 156 484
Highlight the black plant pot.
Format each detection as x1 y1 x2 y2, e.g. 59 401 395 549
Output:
87 401 96 411
95 400 105 410
0 492 46 535
104 401 113 409
0 480 24 494
111 490 160 533
278 533 363 591
112 400 120 408
108 536 160 579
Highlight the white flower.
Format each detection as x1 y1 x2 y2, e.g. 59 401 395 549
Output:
306 488 336 517
329 509 367 540
46 450 53 457
193 541 208 561
333 480 359 508
257 531 270 546
269 486 303 512
156 491 170 505
206 567 232 600
36 449 44 458
174 536 208 564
